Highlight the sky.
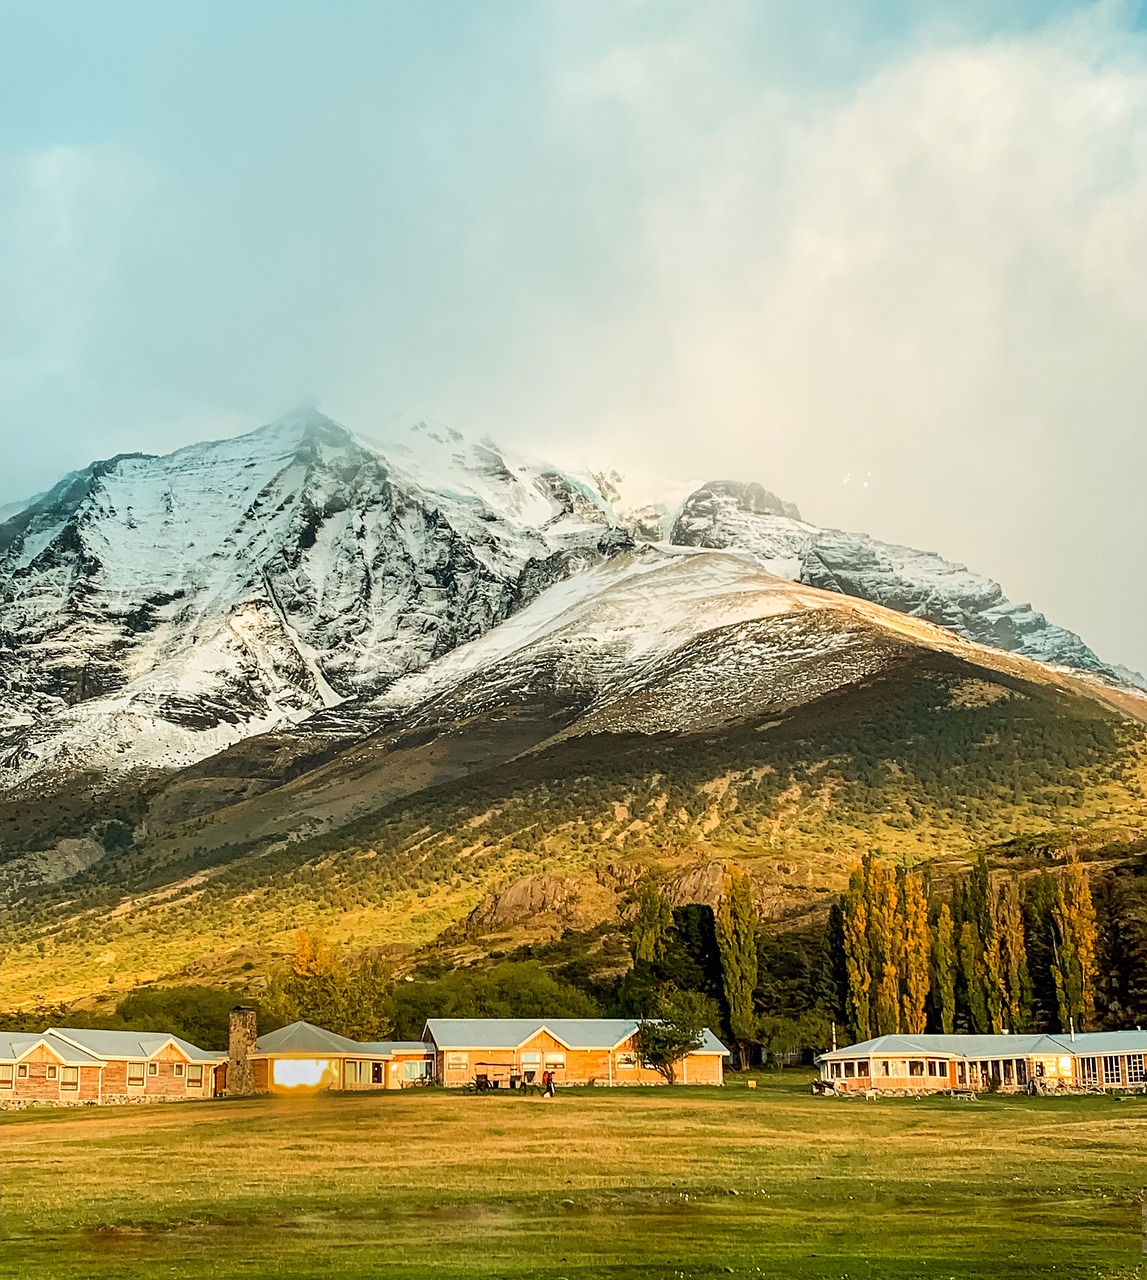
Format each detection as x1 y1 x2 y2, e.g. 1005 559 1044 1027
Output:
2 1 1147 673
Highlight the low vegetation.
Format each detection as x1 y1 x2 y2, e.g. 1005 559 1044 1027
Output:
2 1075 1144 1280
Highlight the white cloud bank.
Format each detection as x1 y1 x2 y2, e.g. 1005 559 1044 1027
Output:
2 2 1146 671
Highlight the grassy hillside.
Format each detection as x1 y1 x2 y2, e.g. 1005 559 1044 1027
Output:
3 650 1146 1008
2 1075 1143 1280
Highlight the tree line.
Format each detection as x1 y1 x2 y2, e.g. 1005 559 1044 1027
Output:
826 851 1104 1041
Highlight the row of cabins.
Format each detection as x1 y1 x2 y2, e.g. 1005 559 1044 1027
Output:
816 1031 1147 1095
0 1015 729 1107
7 1020 1147 1107
244 1017 730 1094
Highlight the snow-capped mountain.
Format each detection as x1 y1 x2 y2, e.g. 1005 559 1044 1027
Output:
664 481 1117 677
0 409 1133 792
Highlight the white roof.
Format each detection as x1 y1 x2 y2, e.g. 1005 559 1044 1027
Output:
423 1018 729 1055
47 1027 224 1062
0 1031 103 1065
818 1030 1147 1062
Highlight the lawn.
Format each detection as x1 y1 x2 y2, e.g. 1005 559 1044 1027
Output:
1 1073 1144 1280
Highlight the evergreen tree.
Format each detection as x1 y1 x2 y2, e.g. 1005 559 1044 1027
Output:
716 864 759 1067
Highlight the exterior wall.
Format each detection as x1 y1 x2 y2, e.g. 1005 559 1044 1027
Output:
821 1053 1045 1093
434 1030 724 1087
99 1045 217 1104
0 1053 104 1109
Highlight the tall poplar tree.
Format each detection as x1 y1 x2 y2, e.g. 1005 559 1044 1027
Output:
843 866 872 1042
716 864 759 1067
931 902 957 1034
1052 856 1098 1032
900 871 930 1034
631 883 674 965
995 877 1032 1032
868 856 902 1035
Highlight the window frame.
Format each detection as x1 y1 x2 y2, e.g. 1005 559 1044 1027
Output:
61 1066 79 1091
1127 1054 1146 1085
186 1064 204 1088
126 1061 146 1087
16 1064 28 1080
46 1063 58 1080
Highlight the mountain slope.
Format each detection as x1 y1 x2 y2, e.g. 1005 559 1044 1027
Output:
665 481 1124 679
0 411 628 789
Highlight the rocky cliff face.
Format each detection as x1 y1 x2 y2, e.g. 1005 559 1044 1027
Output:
669 481 1124 681
0 411 629 785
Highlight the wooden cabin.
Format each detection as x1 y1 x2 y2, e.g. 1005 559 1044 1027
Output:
245 1020 434 1094
423 1018 730 1087
816 1030 1147 1095
0 1027 225 1108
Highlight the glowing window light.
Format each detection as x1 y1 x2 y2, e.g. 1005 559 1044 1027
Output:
272 1058 337 1089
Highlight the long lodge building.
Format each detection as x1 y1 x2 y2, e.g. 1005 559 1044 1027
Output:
816 1030 1147 1095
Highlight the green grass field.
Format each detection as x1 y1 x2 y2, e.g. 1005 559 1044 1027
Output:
1 1073 1144 1280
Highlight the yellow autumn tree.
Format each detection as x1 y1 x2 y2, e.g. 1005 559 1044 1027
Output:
900 871 930 1034
868 856 902 1036
293 930 337 978
1052 856 1098 1032
842 866 872 1042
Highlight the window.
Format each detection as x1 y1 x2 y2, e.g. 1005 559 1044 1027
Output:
881 1061 891 1077
186 1064 204 1087
843 1062 856 1078
1127 1054 1146 1085
46 1064 57 1080
520 1052 542 1066
403 1060 430 1081
17 1064 28 1079
372 1062 384 1085
927 1061 939 1077
127 1063 145 1086
830 1062 842 1079
61 1067 79 1090
1002 1061 1014 1086
1102 1055 1122 1086
446 1052 468 1071
856 1061 870 1077
909 1060 924 1077
174 1062 184 1078
0 1065 12 1089
616 1052 637 1069
1016 1059 1027 1086
344 1060 366 1085
148 1062 159 1076
956 1063 967 1085
544 1053 565 1071
1077 1056 1098 1084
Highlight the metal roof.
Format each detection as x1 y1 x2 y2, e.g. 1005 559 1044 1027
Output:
0 1031 103 1065
253 1021 433 1057
254 1021 364 1055
47 1027 224 1062
423 1018 729 1055
817 1029 1147 1062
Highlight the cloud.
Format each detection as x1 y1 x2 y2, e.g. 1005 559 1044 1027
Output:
2 1 1146 670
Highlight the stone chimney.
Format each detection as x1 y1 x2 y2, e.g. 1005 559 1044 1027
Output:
228 1006 258 1096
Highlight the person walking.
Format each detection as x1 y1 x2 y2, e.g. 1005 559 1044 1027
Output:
543 1069 555 1099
